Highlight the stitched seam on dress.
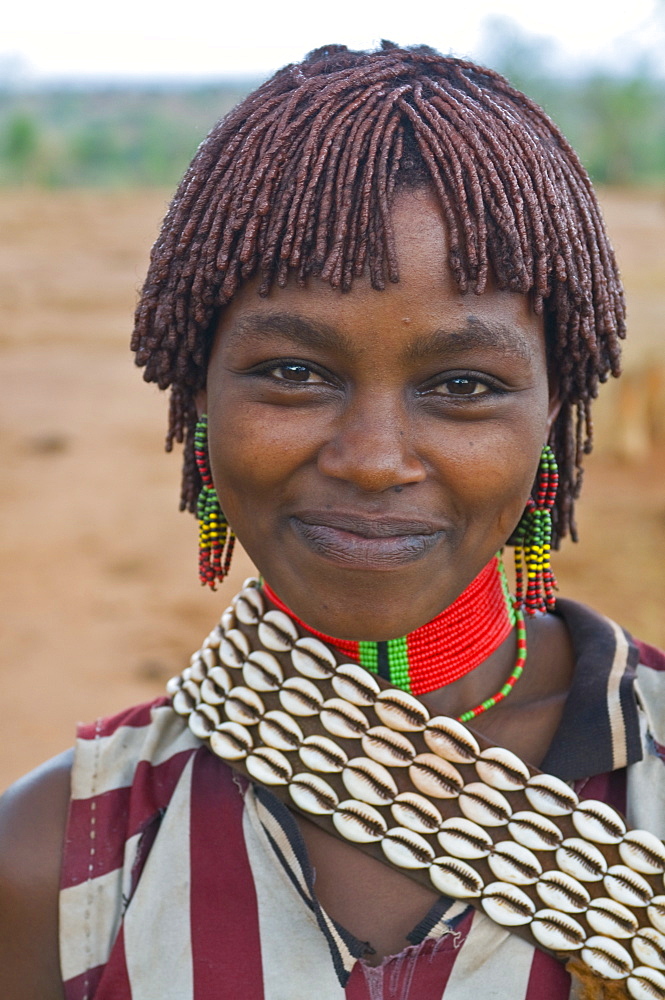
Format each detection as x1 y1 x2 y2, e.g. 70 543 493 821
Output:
82 718 102 1000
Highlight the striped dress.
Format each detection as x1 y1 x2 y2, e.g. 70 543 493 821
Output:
59 600 665 1000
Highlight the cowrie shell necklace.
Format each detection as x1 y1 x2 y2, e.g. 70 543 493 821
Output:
168 579 665 998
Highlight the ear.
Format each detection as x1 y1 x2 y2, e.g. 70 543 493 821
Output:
546 371 562 436
195 388 208 418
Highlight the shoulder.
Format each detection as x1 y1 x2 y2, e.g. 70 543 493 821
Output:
0 750 73 1000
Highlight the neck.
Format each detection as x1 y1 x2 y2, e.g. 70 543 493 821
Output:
262 555 517 696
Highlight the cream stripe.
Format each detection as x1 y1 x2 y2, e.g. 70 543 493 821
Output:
244 796 347 1000
59 867 124 982
444 911 536 1000
607 619 629 769
123 756 194 1000
71 708 198 799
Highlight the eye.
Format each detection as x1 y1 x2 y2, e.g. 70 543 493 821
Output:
434 377 490 397
272 364 324 384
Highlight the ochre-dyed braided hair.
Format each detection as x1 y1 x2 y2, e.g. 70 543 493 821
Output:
131 41 625 546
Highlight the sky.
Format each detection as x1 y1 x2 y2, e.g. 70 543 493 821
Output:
2 0 664 82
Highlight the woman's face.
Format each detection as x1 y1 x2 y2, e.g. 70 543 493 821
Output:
203 190 558 640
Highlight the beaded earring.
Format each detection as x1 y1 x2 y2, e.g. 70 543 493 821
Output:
194 414 235 589
513 444 558 615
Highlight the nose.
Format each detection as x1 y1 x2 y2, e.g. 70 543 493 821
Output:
316 393 427 492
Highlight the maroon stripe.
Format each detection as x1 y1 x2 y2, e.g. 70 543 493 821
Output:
63 963 105 1000
524 945 571 999
94 926 133 1000
63 750 196 888
62 785 132 888
345 913 471 999
636 639 665 672
189 749 265 999
573 768 627 814
77 699 168 741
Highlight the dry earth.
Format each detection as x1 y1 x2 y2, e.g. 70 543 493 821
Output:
1 188 664 791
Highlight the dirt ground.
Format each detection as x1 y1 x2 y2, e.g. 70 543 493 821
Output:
1 187 664 792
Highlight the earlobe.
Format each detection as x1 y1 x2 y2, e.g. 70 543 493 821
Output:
195 389 208 418
546 384 562 435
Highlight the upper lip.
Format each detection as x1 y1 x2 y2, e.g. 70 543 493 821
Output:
292 511 447 538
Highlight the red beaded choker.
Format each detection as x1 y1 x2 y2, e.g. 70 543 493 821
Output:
262 555 517 698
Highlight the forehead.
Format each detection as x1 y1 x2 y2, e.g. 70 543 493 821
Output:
217 190 544 360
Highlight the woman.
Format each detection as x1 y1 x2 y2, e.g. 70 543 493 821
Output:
1 42 664 1000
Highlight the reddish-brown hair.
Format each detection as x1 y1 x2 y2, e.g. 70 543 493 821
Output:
131 41 625 544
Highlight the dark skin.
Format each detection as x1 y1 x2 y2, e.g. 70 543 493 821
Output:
0 191 574 993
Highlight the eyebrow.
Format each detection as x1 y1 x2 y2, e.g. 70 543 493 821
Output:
405 318 534 363
227 313 358 355
227 311 535 362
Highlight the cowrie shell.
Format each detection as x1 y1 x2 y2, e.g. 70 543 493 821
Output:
220 607 235 631
188 703 220 740
581 936 634 980
209 722 253 760
258 610 299 651
430 857 484 898
333 800 387 843
627 966 665 1000
572 800 626 844
604 865 654 908
342 757 398 806
556 838 608 882
246 747 293 785
409 754 463 799
633 928 665 971
458 782 512 827
391 793 443 835
234 586 264 625
320 698 369 739
524 773 579 816
242 651 284 692
382 827 436 869
204 623 223 649
200 647 217 673
531 909 586 951
242 577 261 589
374 690 429 732
437 817 493 859
362 726 416 767
187 656 206 682
481 882 536 926
224 685 265 725
291 636 337 679
536 871 590 913
620 830 665 876
649 897 665 935
587 897 639 939
475 747 530 791
508 810 563 851
173 687 197 716
182 678 201 703
279 677 324 716
220 629 249 669
423 716 479 763
166 675 183 697
258 710 303 751
487 841 542 885
331 664 380 706
298 734 348 773
288 773 339 815
201 667 233 705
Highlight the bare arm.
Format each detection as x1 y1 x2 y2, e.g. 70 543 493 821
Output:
0 751 73 1000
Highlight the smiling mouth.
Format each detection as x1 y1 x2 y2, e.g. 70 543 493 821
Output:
290 513 446 569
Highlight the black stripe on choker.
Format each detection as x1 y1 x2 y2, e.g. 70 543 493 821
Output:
376 642 391 681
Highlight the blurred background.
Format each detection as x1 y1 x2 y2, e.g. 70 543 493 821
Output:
1 0 664 790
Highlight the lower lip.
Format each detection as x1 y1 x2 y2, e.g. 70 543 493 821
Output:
290 519 444 570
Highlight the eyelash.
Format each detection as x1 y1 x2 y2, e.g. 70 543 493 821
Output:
251 360 505 399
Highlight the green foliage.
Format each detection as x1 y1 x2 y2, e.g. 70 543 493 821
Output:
0 46 663 187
